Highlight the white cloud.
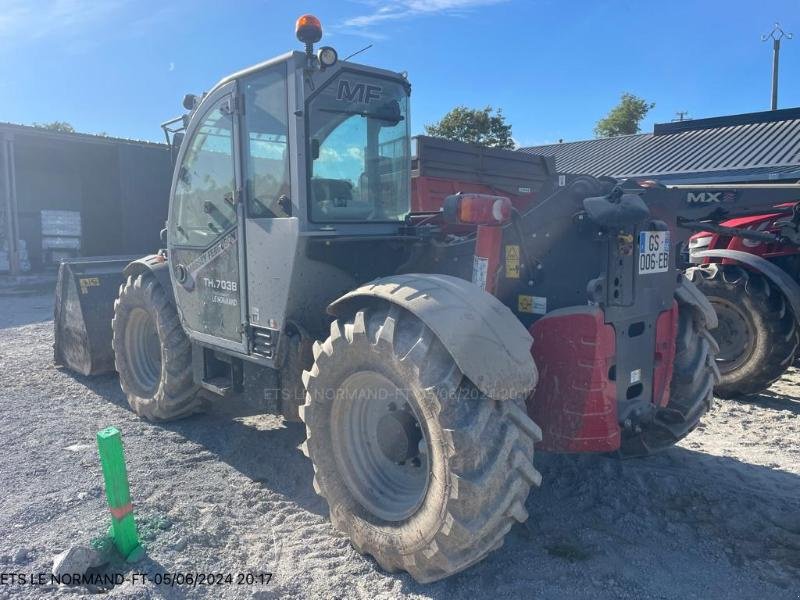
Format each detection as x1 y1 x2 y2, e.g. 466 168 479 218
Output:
339 0 508 35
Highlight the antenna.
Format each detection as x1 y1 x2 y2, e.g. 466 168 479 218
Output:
762 22 793 110
672 111 690 122
343 44 373 62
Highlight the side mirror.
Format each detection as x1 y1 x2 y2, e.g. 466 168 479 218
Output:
172 132 185 152
169 132 185 166
375 100 402 127
311 138 320 160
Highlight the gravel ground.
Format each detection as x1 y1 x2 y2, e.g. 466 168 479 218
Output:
0 291 798 599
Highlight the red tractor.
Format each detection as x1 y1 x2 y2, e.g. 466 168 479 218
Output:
688 201 800 398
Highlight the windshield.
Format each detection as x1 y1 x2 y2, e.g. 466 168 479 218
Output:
307 72 410 222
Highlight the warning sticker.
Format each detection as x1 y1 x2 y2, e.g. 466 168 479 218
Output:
518 295 547 315
505 245 520 279
472 256 489 290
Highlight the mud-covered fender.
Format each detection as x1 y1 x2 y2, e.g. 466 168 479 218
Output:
692 249 800 323
676 270 718 329
328 274 538 401
122 254 175 303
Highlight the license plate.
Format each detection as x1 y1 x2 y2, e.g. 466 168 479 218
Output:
638 230 670 274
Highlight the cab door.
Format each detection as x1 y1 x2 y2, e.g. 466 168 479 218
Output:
167 81 248 353
239 62 299 362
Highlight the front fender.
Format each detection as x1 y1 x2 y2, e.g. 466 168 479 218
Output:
122 254 174 303
328 274 537 401
692 249 800 322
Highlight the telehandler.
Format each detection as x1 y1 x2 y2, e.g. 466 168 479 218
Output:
53 15 800 581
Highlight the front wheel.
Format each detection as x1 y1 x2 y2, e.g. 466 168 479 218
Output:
689 264 798 398
300 304 542 582
112 272 203 421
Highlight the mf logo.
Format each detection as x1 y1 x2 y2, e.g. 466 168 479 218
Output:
337 80 382 104
686 191 737 204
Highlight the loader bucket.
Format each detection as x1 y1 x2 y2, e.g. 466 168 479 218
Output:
54 256 140 376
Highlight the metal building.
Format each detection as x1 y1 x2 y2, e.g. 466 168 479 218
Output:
0 123 172 274
519 107 800 184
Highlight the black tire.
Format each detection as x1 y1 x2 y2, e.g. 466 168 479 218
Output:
619 283 720 457
112 272 203 421
689 263 798 398
300 304 542 582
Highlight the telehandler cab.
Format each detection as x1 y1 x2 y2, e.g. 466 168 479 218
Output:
53 15 800 582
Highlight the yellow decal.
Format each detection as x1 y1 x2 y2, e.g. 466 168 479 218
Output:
79 277 100 294
505 245 520 278
518 294 547 315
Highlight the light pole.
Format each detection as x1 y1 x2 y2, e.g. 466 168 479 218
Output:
762 23 793 110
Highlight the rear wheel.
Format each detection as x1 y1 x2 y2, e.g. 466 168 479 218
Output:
619 280 720 457
112 272 203 421
300 304 542 582
689 263 798 398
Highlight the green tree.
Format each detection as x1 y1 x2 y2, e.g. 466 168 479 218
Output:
425 106 515 149
594 93 655 137
31 121 75 133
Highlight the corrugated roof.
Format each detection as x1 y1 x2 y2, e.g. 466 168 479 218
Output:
0 121 166 148
519 107 800 181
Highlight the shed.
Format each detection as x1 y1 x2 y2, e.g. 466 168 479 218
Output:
0 123 172 274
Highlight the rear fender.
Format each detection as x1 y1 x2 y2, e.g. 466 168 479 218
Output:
692 249 800 322
123 254 174 303
328 274 537 401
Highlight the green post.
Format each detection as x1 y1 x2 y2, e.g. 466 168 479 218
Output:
96 427 142 561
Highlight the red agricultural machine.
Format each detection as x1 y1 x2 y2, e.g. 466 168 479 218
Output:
52 14 800 582
688 202 800 397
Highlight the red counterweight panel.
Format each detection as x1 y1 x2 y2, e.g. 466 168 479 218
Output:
652 302 678 408
527 307 620 453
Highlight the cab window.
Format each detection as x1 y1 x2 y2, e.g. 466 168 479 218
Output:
307 73 410 223
243 65 291 218
170 99 236 247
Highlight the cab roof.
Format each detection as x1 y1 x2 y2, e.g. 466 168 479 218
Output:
210 50 409 97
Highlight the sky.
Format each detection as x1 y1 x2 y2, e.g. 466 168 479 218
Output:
1 0 799 147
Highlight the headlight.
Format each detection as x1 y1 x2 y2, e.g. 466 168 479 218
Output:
688 235 712 250
317 46 338 68
688 235 712 264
